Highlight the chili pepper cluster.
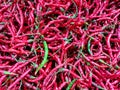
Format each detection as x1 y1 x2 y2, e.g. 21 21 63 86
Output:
0 0 120 90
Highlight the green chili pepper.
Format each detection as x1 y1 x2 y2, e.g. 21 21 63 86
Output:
4 71 12 75
4 71 16 75
35 40 48 75
66 79 76 90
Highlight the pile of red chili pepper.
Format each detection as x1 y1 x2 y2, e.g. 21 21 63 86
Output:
0 0 120 90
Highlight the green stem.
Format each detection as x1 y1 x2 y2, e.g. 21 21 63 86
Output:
99 59 111 67
87 38 93 55
115 65 120 70
71 0 78 18
92 82 105 90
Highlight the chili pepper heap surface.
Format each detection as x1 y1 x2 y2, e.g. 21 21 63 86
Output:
0 0 120 90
